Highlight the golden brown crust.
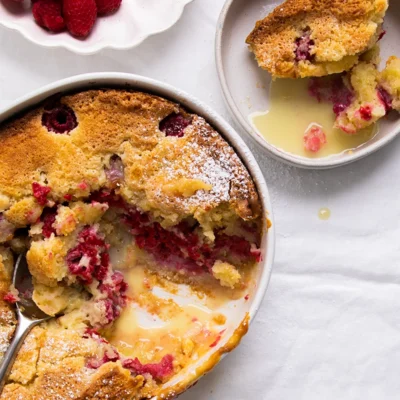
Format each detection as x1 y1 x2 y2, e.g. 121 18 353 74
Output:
246 0 388 78
81 364 144 400
0 90 259 226
31 359 143 400
1 383 32 400
0 319 144 400
0 90 262 399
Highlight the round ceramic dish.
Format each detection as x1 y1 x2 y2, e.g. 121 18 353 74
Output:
0 0 193 55
216 0 400 169
0 73 275 397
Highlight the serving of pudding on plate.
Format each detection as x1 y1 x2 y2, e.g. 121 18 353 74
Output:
246 0 400 158
0 89 267 399
246 0 388 79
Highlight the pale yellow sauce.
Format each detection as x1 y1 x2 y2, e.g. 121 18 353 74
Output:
251 78 377 158
318 208 331 221
105 263 227 364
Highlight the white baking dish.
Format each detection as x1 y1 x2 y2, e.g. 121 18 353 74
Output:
0 73 275 398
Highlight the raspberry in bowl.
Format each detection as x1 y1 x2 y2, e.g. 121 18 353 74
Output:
0 0 194 54
0 74 274 399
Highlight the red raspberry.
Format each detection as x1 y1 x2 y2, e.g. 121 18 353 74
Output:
32 0 65 33
159 113 192 137
32 182 51 206
304 125 327 153
63 0 97 38
122 355 174 381
95 0 122 15
359 106 373 121
3 292 19 304
295 29 315 62
41 208 57 238
42 105 77 134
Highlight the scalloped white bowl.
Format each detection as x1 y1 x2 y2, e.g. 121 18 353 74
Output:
0 0 193 55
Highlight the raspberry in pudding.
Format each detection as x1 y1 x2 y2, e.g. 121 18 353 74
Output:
294 29 315 62
159 113 192 137
303 125 327 152
308 55 400 135
42 104 78 134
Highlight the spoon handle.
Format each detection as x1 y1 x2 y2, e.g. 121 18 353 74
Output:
0 314 38 393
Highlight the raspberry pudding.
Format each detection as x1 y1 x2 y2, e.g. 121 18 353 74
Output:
246 0 388 79
251 41 400 158
309 54 400 134
0 89 266 399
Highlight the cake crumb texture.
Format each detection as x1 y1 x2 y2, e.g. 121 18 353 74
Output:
246 0 388 78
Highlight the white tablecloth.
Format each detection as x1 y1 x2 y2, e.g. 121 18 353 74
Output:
2 1 400 399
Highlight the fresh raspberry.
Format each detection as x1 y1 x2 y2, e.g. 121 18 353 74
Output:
304 125 327 153
95 0 122 15
63 0 97 38
32 0 65 33
359 106 373 121
159 113 192 137
42 105 78 134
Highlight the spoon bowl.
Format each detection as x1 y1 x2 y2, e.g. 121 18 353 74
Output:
13 253 51 320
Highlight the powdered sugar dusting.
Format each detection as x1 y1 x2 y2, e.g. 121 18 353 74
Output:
157 117 253 211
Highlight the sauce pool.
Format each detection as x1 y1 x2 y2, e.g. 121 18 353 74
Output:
250 78 377 158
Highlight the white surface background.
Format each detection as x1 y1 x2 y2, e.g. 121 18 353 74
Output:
1 1 400 399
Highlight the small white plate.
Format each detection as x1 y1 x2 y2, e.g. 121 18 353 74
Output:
0 0 193 55
216 0 400 169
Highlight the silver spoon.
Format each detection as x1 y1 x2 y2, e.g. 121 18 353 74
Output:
0 253 52 393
